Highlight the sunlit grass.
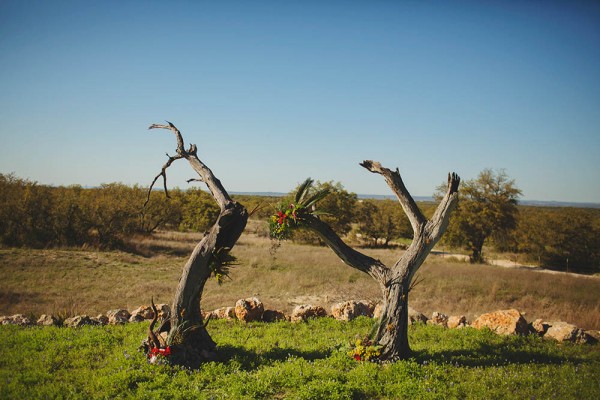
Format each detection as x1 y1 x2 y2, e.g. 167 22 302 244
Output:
1 319 598 399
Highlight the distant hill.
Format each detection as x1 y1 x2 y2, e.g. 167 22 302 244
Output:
517 200 600 209
232 192 600 209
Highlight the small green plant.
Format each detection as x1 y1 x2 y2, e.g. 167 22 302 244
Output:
348 335 382 362
165 320 197 347
208 247 237 285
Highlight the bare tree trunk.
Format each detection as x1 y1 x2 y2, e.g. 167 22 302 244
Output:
302 161 459 361
374 276 411 359
145 122 248 368
469 237 485 263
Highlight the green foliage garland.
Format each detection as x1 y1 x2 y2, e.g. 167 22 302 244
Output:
269 178 330 241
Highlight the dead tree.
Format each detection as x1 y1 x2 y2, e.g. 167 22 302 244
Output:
145 122 248 368
301 161 459 360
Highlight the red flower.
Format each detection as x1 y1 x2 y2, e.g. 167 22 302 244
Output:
160 346 172 356
354 354 361 361
149 346 172 357
277 211 287 224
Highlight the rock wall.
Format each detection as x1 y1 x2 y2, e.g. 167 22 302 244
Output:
1 300 597 345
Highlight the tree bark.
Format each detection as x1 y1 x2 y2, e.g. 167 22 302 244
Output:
302 161 459 360
469 237 485 263
375 277 411 359
146 122 248 368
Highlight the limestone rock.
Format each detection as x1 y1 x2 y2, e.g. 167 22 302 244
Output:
373 303 384 319
331 300 374 321
290 305 328 322
408 307 428 324
0 314 32 326
37 314 60 326
471 309 529 335
155 304 171 319
93 314 109 325
107 309 131 325
63 315 99 327
447 315 467 329
235 297 264 322
129 314 145 323
210 307 236 320
427 312 449 327
130 305 154 320
531 318 550 336
262 309 287 322
585 330 600 342
544 322 591 344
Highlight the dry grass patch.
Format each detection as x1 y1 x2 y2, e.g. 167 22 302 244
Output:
0 248 181 316
1 230 599 330
409 258 600 330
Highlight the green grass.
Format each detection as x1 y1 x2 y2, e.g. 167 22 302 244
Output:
1 318 599 399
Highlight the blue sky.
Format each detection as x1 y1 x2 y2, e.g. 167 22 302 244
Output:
1 1 599 203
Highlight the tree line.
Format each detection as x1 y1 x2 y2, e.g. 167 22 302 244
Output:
0 173 217 249
273 172 600 273
1 171 598 272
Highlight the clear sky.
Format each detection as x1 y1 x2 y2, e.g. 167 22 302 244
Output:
1 1 599 203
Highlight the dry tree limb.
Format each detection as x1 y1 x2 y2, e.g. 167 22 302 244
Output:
143 121 248 367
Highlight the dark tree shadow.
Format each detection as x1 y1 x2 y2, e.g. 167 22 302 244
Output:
216 344 331 370
121 240 197 258
411 339 591 368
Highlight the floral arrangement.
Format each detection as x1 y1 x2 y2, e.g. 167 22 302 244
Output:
269 178 330 241
148 345 172 365
348 336 382 362
269 203 300 241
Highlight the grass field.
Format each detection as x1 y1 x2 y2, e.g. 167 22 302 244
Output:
1 225 599 330
1 226 599 398
1 318 599 399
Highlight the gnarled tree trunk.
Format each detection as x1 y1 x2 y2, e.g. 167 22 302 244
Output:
145 122 248 368
304 161 459 360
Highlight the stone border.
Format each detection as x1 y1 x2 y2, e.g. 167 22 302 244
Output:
2 300 598 345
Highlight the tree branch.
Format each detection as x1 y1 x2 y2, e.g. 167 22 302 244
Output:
360 161 427 234
148 122 234 211
303 214 389 285
149 121 185 155
426 172 460 241
144 153 183 208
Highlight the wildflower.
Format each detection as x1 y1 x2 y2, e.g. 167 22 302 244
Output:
149 346 172 357
349 336 382 362
277 211 287 225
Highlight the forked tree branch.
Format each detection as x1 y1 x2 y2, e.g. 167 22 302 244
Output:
426 172 460 241
147 122 233 210
144 153 183 208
